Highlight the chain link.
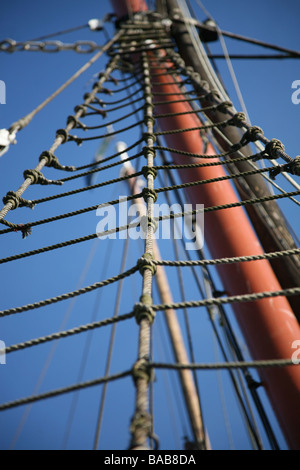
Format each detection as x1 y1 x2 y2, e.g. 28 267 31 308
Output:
0 38 103 54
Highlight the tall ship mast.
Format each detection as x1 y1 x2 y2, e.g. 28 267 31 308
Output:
0 0 299 451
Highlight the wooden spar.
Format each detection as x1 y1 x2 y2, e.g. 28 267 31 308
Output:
111 0 300 450
118 142 208 449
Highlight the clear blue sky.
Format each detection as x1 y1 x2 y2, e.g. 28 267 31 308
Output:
0 0 299 450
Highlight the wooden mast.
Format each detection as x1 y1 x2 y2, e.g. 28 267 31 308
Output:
163 0 300 319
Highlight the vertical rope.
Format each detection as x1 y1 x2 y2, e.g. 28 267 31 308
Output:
129 49 158 450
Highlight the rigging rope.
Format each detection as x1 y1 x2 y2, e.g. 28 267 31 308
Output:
0 31 124 158
0 359 298 412
1 10 299 451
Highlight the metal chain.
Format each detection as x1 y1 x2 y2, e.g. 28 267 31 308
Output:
0 39 106 54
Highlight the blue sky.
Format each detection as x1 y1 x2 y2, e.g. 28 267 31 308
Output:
0 0 299 451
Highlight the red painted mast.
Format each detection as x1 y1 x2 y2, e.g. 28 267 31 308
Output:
110 0 300 449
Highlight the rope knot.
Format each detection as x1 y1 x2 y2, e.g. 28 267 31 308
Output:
2 191 35 210
185 65 194 74
141 166 157 180
216 101 233 114
23 169 63 186
206 89 222 102
66 115 87 131
290 156 300 176
92 83 101 93
74 104 87 117
95 108 107 119
83 92 92 101
67 134 83 146
227 112 246 128
39 151 76 171
199 80 210 92
262 139 284 159
131 357 153 384
190 72 201 84
137 253 157 276
15 224 32 239
140 215 158 235
98 87 114 96
270 156 300 180
143 132 156 144
142 146 156 159
144 115 155 126
240 126 263 146
94 97 105 108
176 58 186 69
143 102 154 111
129 410 157 450
2 191 20 210
133 297 155 324
142 187 158 203
56 128 69 143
